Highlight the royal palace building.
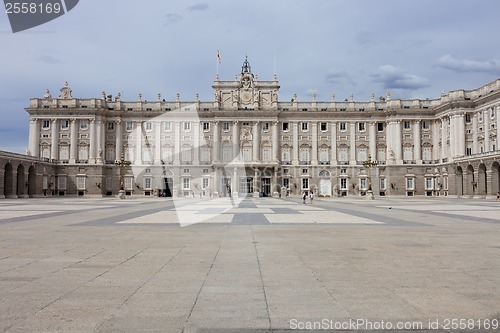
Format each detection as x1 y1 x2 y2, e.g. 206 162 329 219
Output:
1 58 500 198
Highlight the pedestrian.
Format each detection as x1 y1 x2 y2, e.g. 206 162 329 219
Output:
497 192 500 201
309 191 314 204
302 191 307 205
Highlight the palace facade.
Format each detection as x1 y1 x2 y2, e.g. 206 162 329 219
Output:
1 58 500 198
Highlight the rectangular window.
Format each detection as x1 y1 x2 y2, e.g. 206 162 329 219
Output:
302 178 309 189
425 178 433 190
203 168 209 174
406 178 415 190
379 178 386 190
107 122 115 130
320 123 327 131
144 178 152 190
183 122 191 131
319 148 329 162
466 146 472 156
223 122 230 131
124 177 133 191
302 169 308 174
283 178 290 189
340 178 347 190
422 121 430 130
243 148 252 162
339 122 347 131
360 178 368 190
80 119 88 130
59 146 69 161
478 111 483 122
164 121 172 131
76 176 86 190
377 122 384 131
182 147 192 162
201 148 210 163
281 148 291 162
283 168 289 175
145 122 153 131
358 122 366 132
465 114 471 123
42 120 50 129
262 147 271 161
61 120 69 129
301 122 308 131
57 176 67 190
126 122 134 131
403 121 411 130
162 148 173 163
202 178 209 189
262 122 270 131
203 122 210 131
282 122 289 131
183 178 190 190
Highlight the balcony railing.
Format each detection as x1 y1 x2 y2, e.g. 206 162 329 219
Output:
299 161 311 165
281 161 291 165
319 161 330 165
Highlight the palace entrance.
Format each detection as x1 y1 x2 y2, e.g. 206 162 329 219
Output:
239 177 253 197
163 178 173 197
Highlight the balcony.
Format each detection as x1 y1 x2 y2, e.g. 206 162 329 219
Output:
338 161 349 165
281 161 292 165
403 160 416 164
319 161 330 165
299 161 311 165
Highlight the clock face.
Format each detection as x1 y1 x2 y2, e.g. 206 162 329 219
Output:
241 91 252 103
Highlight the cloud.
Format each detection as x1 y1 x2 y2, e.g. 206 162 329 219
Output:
187 3 209 11
436 54 500 74
164 13 182 26
371 65 429 90
36 54 63 64
325 69 349 83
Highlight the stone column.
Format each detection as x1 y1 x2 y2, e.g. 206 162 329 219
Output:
69 119 77 163
252 121 260 162
432 120 440 161
449 115 456 158
193 122 200 165
457 113 465 157
484 110 490 153
50 119 58 161
292 122 299 165
232 121 239 162
312 122 318 165
331 122 337 165
28 118 39 157
115 119 123 159
253 169 259 197
212 121 219 163
497 106 500 151
394 120 402 163
413 120 421 162
441 118 447 161
96 118 103 164
232 167 238 197
155 121 161 164
369 122 376 160
272 121 279 162
472 114 479 154
89 119 96 163
349 122 356 165
173 122 180 165
386 121 393 163
135 121 142 165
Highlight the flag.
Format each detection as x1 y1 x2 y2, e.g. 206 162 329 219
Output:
217 50 221 63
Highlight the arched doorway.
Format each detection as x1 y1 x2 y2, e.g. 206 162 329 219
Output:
492 162 500 196
17 164 26 197
28 165 36 197
4 163 14 198
466 165 475 197
478 164 487 197
456 166 464 196
318 170 332 197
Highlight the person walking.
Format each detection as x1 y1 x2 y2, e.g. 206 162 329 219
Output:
302 191 307 205
309 191 315 205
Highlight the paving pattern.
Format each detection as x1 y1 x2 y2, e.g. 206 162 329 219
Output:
0 196 499 332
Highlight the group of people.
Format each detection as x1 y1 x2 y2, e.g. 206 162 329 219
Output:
302 191 315 205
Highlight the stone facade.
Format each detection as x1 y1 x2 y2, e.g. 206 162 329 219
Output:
2 58 500 199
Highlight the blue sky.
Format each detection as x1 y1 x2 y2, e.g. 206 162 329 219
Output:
1 0 500 153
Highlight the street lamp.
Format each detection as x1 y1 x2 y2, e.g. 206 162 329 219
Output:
114 154 131 198
362 154 378 199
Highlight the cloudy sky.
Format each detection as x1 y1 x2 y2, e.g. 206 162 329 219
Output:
1 0 500 153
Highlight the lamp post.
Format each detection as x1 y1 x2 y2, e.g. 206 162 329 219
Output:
114 154 131 199
362 154 378 200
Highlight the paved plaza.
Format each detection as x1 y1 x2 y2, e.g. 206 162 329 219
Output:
0 196 499 332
